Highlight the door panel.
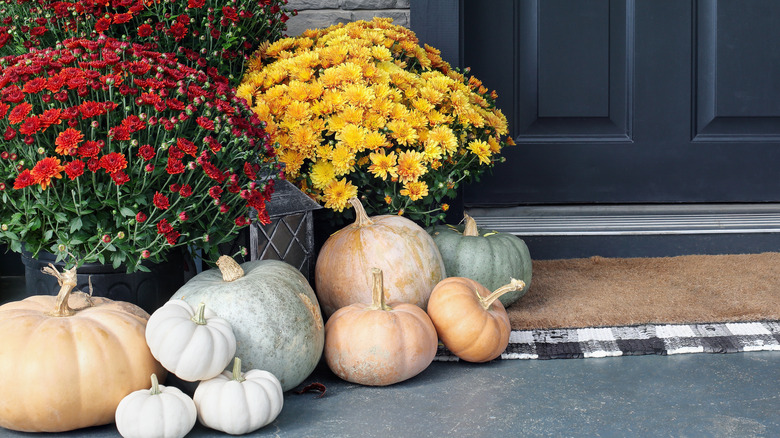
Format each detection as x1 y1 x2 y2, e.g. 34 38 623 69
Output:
462 0 780 207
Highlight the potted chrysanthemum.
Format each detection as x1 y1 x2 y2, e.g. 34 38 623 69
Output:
0 36 279 311
0 0 296 85
238 17 514 226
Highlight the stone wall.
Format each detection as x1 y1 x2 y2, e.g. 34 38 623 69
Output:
285 0 410 36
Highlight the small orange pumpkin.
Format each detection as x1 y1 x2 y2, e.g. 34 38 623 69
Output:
427 277 525 363
0 264 166 432
324 268 438 386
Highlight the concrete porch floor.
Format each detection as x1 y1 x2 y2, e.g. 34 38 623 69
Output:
1 277 779 437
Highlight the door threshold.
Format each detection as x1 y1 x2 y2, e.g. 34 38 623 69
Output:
466 204 780 236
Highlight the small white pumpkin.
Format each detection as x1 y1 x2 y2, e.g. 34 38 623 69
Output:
145 300 236 382
115 374 197 438
194 357 284 435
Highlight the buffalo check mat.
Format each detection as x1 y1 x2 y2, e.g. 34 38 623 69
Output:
433 321 780 361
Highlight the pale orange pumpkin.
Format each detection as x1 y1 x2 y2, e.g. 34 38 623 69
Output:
427 277 526 363
315 197 446 317
0 264 166 433
324 268 438 386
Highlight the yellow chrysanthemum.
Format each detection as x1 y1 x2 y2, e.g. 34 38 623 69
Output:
488 136 502 154
284 100 311 122
400 181 429 201
386 120 418 147
368 151 398 180
336 124 366 151
323 178 358 212
427 126 458 155
288 125 319 153
340 105 365 125
280 149 305 178
342 84 375 107
419 85 444 106
370 45 393 62
331 144 356 176
396 151 427 183
485 109 509 135
422 140 443 162
309 160 336 189
364 131 389 150
468 139 492 165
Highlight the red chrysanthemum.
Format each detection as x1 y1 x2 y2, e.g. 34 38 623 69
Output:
2 126 13 141
157 218 173 234
111 170 130 185
121 115 146 133
222 6 239 22
179 184 192 197
109 125 130 141
112 13 133 24
166 158 185 174
13 169 34 189
79 101 106 119
22 78 47 94
188 0 205 7
0 103 9 119
202 161 226 182
168 22 188 40
95 17 111 33
64 160 85 180
55 128 84 155
177 138 197 157
136 211 147 223
99 152 127 174
165 230 181 245
18 116 41 135
8 103 32 125
153 191 170 210
137 24 152 37
78 140 102 158
39 108 62 131
208 185 223 200
196 116 215 131
30 157 65 190
137 144 155 160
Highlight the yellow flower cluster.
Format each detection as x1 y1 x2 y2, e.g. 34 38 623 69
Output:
239 17 512 222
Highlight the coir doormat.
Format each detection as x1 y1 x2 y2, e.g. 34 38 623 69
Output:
434 321 780 361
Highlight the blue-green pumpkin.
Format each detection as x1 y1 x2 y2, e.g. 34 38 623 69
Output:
429 214 532 307
170 257 324 391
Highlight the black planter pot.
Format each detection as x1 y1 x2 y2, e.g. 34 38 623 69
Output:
20 249 193 314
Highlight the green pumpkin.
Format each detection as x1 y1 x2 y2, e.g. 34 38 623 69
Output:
429 214 532 307
170 257 324 391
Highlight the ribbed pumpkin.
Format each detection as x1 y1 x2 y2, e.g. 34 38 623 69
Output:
427 276 525 363
324 268 438 386
171 256 324 391
429 214 532 307
0 265 165 432
315 197 446 317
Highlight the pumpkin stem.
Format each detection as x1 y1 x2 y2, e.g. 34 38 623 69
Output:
462 214 479 237
349 197 374 227
43 264 78 317
191 302 208 325
149 374 161 395
216 255 244 282
231 357 246 383
367 268 392 311
479 278 526 310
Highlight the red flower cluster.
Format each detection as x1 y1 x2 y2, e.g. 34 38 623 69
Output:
0 0 297 84
0 37 280 271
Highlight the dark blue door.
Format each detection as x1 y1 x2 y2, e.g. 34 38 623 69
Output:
452 0 780 207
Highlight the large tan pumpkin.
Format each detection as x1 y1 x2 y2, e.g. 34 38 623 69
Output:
315 197 446 317
0 265 165 433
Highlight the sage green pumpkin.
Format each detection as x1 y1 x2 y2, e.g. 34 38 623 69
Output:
429 214 532 307
170 257 324 391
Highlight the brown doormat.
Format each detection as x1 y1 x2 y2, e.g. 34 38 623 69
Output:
507 252 780 330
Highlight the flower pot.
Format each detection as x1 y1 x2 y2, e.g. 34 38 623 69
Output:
20 249 193 314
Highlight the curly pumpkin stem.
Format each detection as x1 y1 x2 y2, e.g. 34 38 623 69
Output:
149 373 161 396
43 264 78 317
191 302 208 325
367 268 392 311
349 197 374 227
463 214 479 237
216 255 244 282
478 278 526 310
231 357 246 383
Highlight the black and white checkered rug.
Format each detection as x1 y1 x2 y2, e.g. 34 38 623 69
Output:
434 321 780 361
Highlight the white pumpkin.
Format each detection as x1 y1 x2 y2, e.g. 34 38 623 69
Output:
194 357 284 435
145 300 236 382
115 374 196 438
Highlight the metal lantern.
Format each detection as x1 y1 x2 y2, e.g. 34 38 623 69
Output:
249 179 322 281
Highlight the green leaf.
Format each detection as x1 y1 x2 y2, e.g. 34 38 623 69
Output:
119 207 135 218
54 212 68 223
43 229 53 241
70 217 83 233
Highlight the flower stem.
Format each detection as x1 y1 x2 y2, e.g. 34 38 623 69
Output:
349 197 373 227
478 278 526 310
367 268 392 311
149 374 161 396
231 358 246 382
191 302 208 325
